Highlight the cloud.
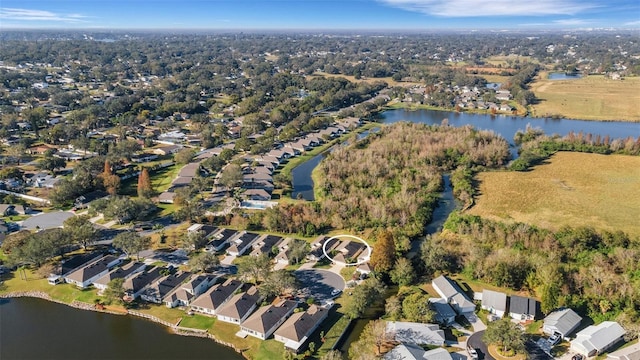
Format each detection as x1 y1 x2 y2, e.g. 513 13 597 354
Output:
0 8 88 23
624 20 640 26
377 0 600 17
553 18 591 25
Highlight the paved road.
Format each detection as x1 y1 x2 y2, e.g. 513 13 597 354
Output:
526 339 554 360
467 330 494 360
294 269 346 303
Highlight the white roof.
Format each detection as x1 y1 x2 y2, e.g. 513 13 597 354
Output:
607 341 640 360
386 321 445 346
572 322 626 355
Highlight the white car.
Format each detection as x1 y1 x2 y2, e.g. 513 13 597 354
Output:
331 289 342 296
468 348 479 360
548 332 562 346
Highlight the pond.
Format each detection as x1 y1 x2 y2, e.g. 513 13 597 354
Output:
548 72 582 80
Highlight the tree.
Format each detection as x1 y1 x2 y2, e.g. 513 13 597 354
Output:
219 164 243 191
188 252 220 273
112 232 150 260
370 230 396 274
63 215 97 249
104 278 125 305
260 269 298 298
385 295 402 321
36 152 66 175
288 239 309 265
237 253 272 284
390 258 414 286
483 318 526 355
137 167 154 198
101 160 121 195
320 350 343 360
183 230 207 251
174 148 195 165
345 277 387 319
349 319 394 360
402 292 434 323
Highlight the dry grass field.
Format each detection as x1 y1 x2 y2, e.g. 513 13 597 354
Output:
310 72 422 87
469 152 640 238
530 73 640 121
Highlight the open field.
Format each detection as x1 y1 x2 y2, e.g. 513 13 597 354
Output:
477 74 512 83
469 152 640 238
530 73 640 121
310 72 422 87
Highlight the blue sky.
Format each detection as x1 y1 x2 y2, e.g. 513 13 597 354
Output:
1 0 638 30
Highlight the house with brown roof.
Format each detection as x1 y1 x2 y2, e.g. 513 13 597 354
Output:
240 300 298 340
216 286 262 325
274 304 329 352
243 188 272 201
164 274 218 308
92 261 146 292
64 255 122 289
190 279 243 315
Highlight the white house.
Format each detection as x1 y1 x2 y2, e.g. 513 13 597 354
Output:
480 290 508 318
385 344 452 360
386 321 445 346
509 295 538 321
571 321 626 357
92 262 146 292
240 300 297 340
64 255 122 289
274 304 329 352
164 274 217 308
431 275 475 314
543 308 582 338
429 298 457 325
607 342 640 360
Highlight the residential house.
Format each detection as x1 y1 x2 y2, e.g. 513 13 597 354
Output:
216 286 262 324
64 255 122 289
190 279 243 315
571 322 626 357
543 308 582 338
250 235 284 257
205 228 238 253
481 290 508 318
607 342 640 360
509 296 539 321
164 274 217 308
153 144 182 156
179 162 200 178
130 152 159 163
74 190 109 209
123 267 163 300
307 236 329 261
333 240 367 266
429 298 457 325
227 231 260 257
243 189 272 201
157 191 176 204
386 321 446 346
431 275 475 314
140 271 192 304
58 252 104 277
384 344 453 360
187 224 219 239
26 145 54 155
240 300 298 340
274 304 329 352
92 261 146 292
356 262 372 276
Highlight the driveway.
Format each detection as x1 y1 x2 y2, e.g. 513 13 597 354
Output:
526 339 554 360
294 269 345 303
467 330 494 360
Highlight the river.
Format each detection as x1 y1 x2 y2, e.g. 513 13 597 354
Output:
0 297 243 360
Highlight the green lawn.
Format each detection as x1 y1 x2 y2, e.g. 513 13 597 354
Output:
179 313 217 330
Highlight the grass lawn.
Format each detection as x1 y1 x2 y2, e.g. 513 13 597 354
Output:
469 152 640 237
529 73 640 121
179 313 217 330
133 303 184 325
478 74 513 83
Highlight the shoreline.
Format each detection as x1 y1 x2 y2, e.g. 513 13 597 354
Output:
0 291 249 360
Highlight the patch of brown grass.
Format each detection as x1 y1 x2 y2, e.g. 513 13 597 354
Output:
469 152 640 237
530 73 640 121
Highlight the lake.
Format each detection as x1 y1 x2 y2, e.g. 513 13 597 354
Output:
548 72 582 80
0 297 243 360
290 109 640 200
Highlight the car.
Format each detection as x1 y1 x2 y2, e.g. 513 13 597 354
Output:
548 332 562 346
331 289 342 296
468 347 479 360
571 355 584 360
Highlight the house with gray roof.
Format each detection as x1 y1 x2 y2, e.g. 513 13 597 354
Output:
216 286 262 324
571 321 626 357
205 228 238 253
241 300 298 340
227 231 260 256
141 271 192 304
386 321 445 346
429 298 457 325
190 279 243 315
385 344 453 360
124 267 163 299
431 275 475 314
93 261 146 292
274 304 329 352
64 255 122 289
164 274 217 308
481 290 508 318
250 234 284 257
543 308 582 338
509 296 539 321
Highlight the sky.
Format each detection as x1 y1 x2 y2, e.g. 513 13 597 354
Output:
0 0 639 30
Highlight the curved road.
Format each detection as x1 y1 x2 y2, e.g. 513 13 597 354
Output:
467 330 494 360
